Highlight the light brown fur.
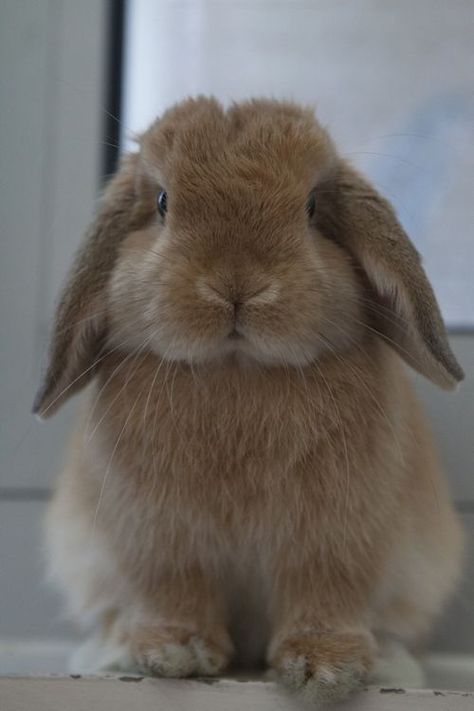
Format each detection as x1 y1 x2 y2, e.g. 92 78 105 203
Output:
37 98 463 703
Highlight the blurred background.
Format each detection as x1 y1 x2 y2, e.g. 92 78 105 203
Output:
0 0 473 670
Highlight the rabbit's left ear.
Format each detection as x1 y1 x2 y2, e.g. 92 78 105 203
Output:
317 163 464 390
33 153 149 419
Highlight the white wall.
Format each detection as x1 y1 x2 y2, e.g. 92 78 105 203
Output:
0 0 108 492
0 0 108 638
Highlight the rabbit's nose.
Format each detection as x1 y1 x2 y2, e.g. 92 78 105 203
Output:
228 300 244 340
197 277 279 308
245 283 279 305
231 298 243 314
197 279 236 307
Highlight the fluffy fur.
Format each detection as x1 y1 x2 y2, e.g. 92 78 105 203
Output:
36 98 463 704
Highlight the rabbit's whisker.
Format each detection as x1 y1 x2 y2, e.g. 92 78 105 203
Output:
318 323 406 471
85 332 157 444
344 150 425 174
37 333 140 417
90 391 141 536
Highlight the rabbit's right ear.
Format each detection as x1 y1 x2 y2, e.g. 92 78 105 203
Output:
316 163 463 390
33 153 149 419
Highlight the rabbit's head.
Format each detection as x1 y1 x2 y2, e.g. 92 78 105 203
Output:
33 98 463 417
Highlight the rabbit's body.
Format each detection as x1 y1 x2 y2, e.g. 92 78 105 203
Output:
37 98 464 704
47 338 461 679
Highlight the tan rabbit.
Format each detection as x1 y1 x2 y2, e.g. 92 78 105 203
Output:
34 98 464 704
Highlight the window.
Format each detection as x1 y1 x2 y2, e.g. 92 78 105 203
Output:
123 0 474 327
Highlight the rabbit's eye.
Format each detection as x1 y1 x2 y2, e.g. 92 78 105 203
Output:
157 190 168 218
306 193 316 219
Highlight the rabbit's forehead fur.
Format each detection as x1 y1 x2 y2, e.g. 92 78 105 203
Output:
140 98 336 212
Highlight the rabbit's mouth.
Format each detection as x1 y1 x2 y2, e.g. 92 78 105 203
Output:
227 328 244 341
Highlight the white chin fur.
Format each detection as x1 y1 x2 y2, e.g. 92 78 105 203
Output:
152 335 321 369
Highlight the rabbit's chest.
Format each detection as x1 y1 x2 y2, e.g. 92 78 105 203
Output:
98 355 326 485
123 390 312 523
94 353 374 550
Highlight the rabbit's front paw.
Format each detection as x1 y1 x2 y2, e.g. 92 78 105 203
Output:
132 624 233 677
270 630 375 705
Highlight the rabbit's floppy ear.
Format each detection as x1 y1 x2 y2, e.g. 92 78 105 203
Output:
33 153 149 419
317 163 463 390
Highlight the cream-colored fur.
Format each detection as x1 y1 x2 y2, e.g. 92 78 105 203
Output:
37 98 463 705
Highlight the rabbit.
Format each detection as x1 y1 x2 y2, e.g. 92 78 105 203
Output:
34 97 464 705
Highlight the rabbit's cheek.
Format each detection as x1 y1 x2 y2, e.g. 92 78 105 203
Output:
106 247 164 350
